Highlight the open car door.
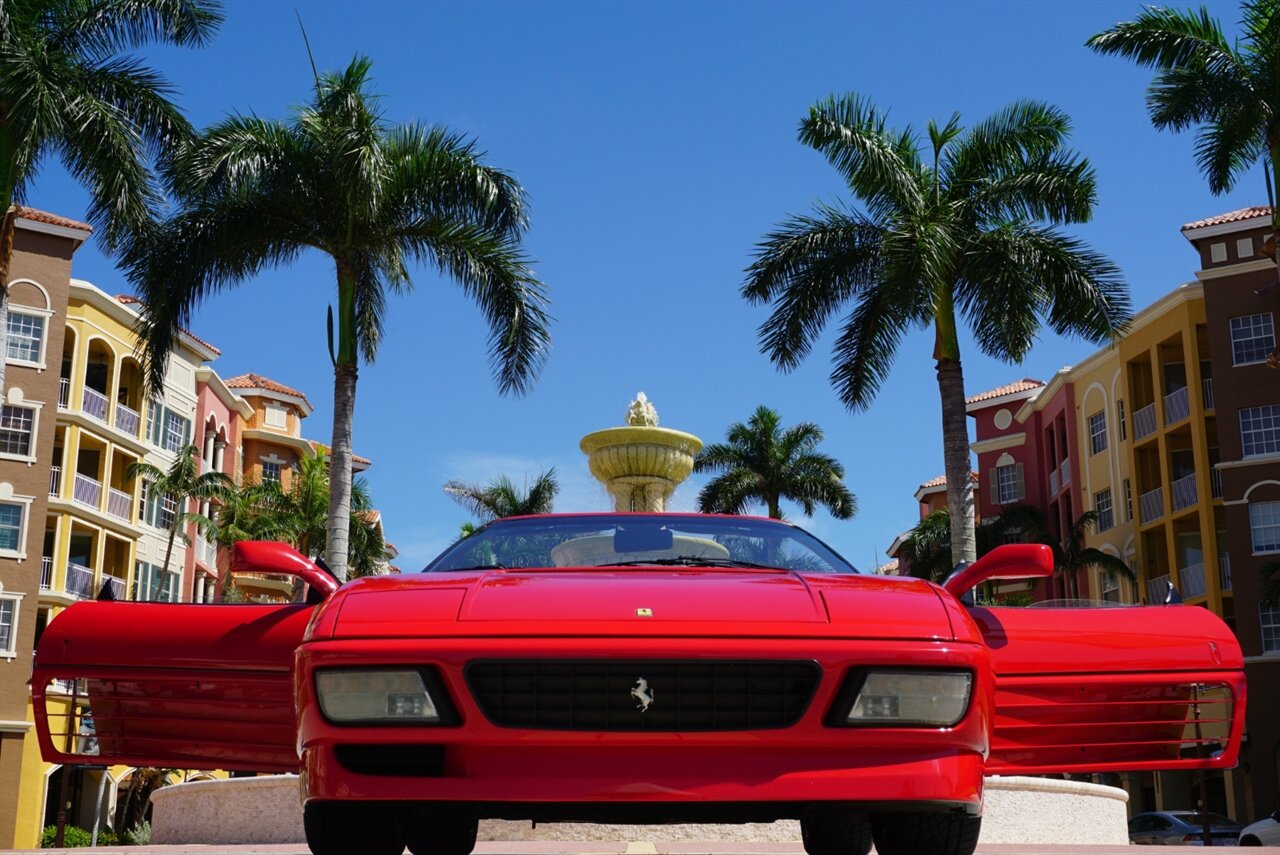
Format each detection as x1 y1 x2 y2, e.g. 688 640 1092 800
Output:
31 542 337 773
946 546 1246 776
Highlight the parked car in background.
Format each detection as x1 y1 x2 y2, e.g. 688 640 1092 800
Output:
1239 808 1280 846
1128 811 1242 846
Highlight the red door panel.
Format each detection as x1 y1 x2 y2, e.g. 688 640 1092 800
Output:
33 601 312 773
972 604 1246 776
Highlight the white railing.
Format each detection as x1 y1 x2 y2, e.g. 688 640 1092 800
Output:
1049 468 1060 495
65 562 94 599
1134 403 1158 440
40 556 53 590
196 535 217 567
106 487 132 521
1179 563 1207 599
1203 378 1215 410
1140 486 1165 523
72 472 102 509
1211 468 1223 499
58 377 70 408
48 465 60 497
81 386 109 421
1171 473 1198 511
1219 554 1232 591
102 573 126 600
1163 386 1190 426
115 401 140 436
1059 459 1071 487
1147 573 1172 604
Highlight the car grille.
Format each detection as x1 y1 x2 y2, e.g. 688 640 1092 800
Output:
466 659 821 731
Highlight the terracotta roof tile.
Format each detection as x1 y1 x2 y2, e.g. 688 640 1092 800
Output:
111 295 221 356
965 378 1044 405
14 206 93 233
919 471 979 491
1182 206 1272 231
307 439 371 466
227 372 310 404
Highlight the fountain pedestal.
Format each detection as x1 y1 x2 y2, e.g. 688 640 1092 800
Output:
579 393 702 512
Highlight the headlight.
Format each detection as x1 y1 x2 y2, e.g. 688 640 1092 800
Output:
315 669 441 723
841 670 972 727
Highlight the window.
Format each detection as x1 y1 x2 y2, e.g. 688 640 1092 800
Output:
264 403 288 429
1100 568 1120 602
1210 242 1228 263
1117 401 1127 441
1238 237 1255 258
1094 489 1114 532
0 597 15 658
0 502 23 552
163 411 188 453
133 562 179 602
0 405 34 457
6 311 44 363
1088 411 1107 455
1124 479 1133 522
1249 501 1280 554
262 461 282 484
1263 604 1280 654
1230 313 1276 366
993 463 1024 505
158 493 177 530
1241 405 1280 457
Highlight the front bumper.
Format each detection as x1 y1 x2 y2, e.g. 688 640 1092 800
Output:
296 636 991 814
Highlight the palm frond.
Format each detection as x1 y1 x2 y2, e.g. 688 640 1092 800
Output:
1087 7 1235 70
828 279 921 411
50 0 223 55
696 468 761 516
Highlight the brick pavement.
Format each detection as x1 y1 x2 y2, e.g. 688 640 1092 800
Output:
9 844 1280 854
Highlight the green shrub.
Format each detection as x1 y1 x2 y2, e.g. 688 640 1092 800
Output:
124 820 151 846
40 825 90 847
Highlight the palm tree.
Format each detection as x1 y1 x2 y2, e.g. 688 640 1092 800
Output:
128 56 549 581
1048 510 1136 599
693 405 856 520
444 468 559 529
744 96 1130 566
0 0 222 393
125 444 233 576
1088 2 1280 261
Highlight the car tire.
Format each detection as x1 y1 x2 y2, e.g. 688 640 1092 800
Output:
871 811 982 855
1240 836 1262 846
401 806 479 855
800 810 872 855
303 801 403 855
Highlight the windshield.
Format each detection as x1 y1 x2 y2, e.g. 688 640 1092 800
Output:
424 514 858 574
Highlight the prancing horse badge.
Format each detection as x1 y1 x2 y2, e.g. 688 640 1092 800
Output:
631 677 655 712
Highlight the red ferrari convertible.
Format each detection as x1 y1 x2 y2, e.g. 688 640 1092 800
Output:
32 513 1245 855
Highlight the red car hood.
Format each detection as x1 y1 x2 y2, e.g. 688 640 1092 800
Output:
325 569 956 641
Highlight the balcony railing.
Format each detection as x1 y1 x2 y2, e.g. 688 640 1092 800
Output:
1059 459 1071 487
1171 473 1198 512
58 377 70 408
1203 378 1215 411
72 472 102 509
1133 403 1158 440
195 535 218 567
1220 553 1232 592
65 562 94 599
115 401 140 436
102 573 126 600
106 487 132 521
1147 573 1172 604
1139 486 1165 523
1211 468 1223 499
40 556 53 590
1049 468 1059 495
48 465 61 498
1163 386 1190 426
1179 562 1207 599
81 386 109 421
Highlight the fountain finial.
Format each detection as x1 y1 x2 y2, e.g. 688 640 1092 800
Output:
626 392 659 427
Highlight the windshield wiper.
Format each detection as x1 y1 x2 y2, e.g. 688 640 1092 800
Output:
598 557 781 570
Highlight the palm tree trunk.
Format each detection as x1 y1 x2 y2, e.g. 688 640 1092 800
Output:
767 495 781 519
934 292 977 567
162 518 179 575
325 261 359 582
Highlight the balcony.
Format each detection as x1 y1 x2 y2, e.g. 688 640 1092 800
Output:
1049 468 1059 495
1059 459 1071 487
102 573 126 600
40 556 52 590
58 377 70 408
1147 573 1172 604
1134 403 1158 440
1171 473 1198 512
1220 553 1232 591
72 472 102 509
1211 468 1223 499
1139 486 1165 523
1163 386 1190 426
1179 562 1207 599
106 487 132 521
1203 378 1215 411
81 386 109 422
115 402 140 436
65 562 94 598
196 535 218 568
48 465 61 497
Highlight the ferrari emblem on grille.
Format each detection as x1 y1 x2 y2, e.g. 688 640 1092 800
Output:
630 677 655 712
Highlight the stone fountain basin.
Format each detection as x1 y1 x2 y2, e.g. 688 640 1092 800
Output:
580 426 703 483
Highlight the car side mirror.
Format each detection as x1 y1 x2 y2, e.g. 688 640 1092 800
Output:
231 541 340 598
942 543 1054 600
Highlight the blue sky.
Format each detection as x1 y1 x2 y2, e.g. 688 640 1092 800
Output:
30 0 1262 571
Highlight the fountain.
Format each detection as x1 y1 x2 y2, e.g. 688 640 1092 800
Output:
579 392 703 512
